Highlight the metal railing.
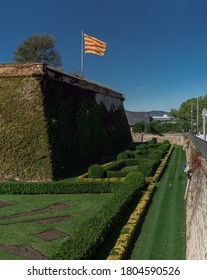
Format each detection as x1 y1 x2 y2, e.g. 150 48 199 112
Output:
188 133 207 161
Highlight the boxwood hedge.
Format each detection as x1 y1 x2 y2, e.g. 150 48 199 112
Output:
88 164 105 178
0 181 122 194
52 179 145 260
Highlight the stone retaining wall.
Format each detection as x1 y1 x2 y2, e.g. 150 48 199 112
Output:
131 132 184 146
185 139 207 259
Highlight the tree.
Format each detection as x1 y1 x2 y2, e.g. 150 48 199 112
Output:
132 121 145 133
13 34 62 68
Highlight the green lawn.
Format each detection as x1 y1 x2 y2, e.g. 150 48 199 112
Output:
129 145 187 260
0 193 112 259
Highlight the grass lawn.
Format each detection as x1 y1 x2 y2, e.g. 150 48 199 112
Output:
129 145 187 260
0 193 112 259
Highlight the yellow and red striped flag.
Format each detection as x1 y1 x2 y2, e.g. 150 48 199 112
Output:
84 33 107 56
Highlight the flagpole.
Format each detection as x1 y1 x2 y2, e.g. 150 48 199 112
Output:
81 30 84 77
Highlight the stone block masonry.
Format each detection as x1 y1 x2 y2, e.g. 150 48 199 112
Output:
131 132 185 146
0 63 132 181
185 139 207 259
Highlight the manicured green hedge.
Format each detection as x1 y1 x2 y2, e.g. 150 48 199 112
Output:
88 164 105 178
124 158 148 166
137 162 154 177
133 150 144 155
0 181 122 194
147 153 162 161
136 143 147 150
52 180 145 260
117 152 128 160
103 160 126 171
125 171 145 185
124 150 134 158
148 149 164 158
106 171 126 178
135 149 148 155
121 166 138 175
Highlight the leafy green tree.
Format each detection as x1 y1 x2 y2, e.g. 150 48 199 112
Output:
169 95 207 132
13 34 62 68
170 108 179 118
132 121 145 133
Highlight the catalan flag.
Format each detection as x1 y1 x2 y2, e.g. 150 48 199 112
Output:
84 33 107 56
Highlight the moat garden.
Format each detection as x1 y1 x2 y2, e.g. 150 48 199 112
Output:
0 141 186 260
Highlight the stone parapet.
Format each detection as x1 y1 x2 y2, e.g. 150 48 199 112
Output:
0 63 44 76
0 63 125 101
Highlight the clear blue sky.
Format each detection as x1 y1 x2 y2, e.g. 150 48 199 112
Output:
1 0 207 112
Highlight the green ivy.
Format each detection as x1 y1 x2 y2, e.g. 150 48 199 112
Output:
0 75 132 181
0 77 52 181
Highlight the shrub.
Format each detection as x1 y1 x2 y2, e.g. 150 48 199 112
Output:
107 182 156 260
0 181 119 194
106 171 125 178
125 171 145 186
148 153 161 160
52 182 144 260
88 164 105 178
147 142 159 149
136 143 147 150
159 141 170 152
147 150 163 160
163 140 170 145
134 149 148 155
152 148 166 158
121 166 138 175
124 158 146 166
137 161 156 177
133 150 143 155
117 152 128 160
147 140 154 145
103 160 126 171
124 150 134 158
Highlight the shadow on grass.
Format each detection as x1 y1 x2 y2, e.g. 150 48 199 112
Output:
94 186 157 260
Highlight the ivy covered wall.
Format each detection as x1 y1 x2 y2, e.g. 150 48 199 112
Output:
43 77 132 179
0 64 132 181
0 76 52 181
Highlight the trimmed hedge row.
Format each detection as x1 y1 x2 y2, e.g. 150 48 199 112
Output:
137 162 155 177
52 177 145 260
106 171 126 178
152 144 174 182
106 144 174 260
103 160 126 171
107 183 155 260
77 141 170 182
0 181 122 194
